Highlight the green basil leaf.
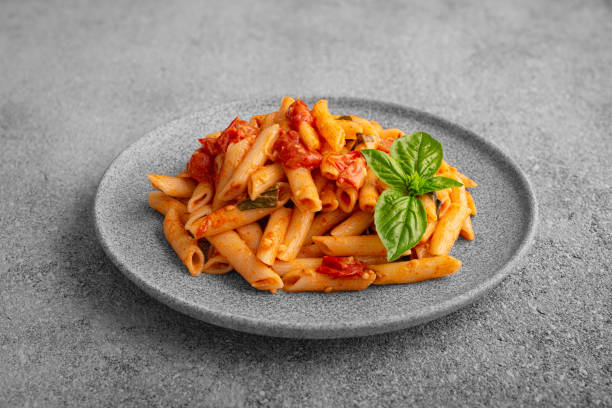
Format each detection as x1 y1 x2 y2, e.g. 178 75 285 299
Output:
236 184 279 210
374 190 427 261
417 176 463 195
360 149 408 190
336 115 353 121
390 132 443 178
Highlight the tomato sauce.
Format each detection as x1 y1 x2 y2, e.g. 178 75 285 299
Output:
286 99 314 131
273 129 322 170
316 256 367 278
326 151 367 189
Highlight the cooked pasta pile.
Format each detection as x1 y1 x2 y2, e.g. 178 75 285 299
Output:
147 97 477 293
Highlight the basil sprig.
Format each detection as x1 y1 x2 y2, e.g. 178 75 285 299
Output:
361 132 463 261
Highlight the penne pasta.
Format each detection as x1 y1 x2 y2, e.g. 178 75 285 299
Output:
236 222 264 253
216 124 280 202
282 268 375 293
371 256 461 285
248 163 285 200
184 204 212 231
358 168 379 213
284 166 322 212
320 183 339 212
206 231 283 292
312 100 345 153
304 209 351 245
336 186 358 213
297 243 325 258
430 204 471 256
148 190 190 224
147 97 478 293
312 235 387 257
298 121 320 151
163 209 205 276
257 207 292 265
330 210 373 236
189 183 290 238
277 207 315 261
147 174 196 198
187 181 214 212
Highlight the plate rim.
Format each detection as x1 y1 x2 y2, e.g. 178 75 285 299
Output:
93 96 538 339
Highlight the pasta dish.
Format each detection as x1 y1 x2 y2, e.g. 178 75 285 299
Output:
146 97 477 293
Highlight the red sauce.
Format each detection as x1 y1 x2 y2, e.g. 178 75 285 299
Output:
326 151 367 189
316 256 367 278
376 138 394 154
188 117 258 182
286 99 314 130
273 129 322 170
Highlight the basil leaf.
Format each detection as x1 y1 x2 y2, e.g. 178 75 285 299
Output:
360 149 408 190
391 132 443 178
236 184 279 210
374 190 427 261
336 115 353 121
417 176 463 195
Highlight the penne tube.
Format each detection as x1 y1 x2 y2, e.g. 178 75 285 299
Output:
147 174 196 198
419 194 438 222
236 222 264 253
304 209 351 245
460 216 475 241
261 112 277 129
337 119 363 140
282 268 375 293
298 121 320 151
216 124 280 202
312 235 387 257
176 170 191 178
184 204 212 231
284 166 322 212
206 231 283 292
163 209 205 276
330 211 373 236
466 191 477 215
380 128 405 139
249 114 266 128
312 170 328 191
271 258 323 276
248 163 285 200
203 246 233 275
320 183 339 212
370 121 383 136
336 186 358 213
438 160 453 174
371 256 461 285
435 189 452 217
430 204 471 256
257 207 292 265
320 155 340 180
350 116 377 136
216 138 251 194
457 172 477 188
297 243 324 258
277 207 315 261
275 96 295 130
412 242 430 259
312 100 345 153
148 190 190 224
359 168 379 213
357 255 389 265
419 221 438 244
187 181 214 213
189 183 290 238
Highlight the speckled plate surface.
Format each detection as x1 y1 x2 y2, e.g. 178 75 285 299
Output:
94 97 537 339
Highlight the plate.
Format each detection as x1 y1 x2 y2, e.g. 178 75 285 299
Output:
94 97 537 338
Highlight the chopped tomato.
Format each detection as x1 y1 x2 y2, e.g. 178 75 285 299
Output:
188 117 258 182
286 99 314 131
326 151 367 189
273 129 322 170
187 148 216 183
316 256 367 278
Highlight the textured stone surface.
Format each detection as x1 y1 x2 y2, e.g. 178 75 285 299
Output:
0 0 610 406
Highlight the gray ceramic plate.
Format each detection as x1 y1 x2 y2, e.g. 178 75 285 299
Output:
94 97 537 339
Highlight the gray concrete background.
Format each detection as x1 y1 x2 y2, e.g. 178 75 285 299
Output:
1 0 610 406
